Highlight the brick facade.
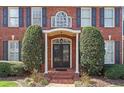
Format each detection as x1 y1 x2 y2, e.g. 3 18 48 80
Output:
0 6 122 66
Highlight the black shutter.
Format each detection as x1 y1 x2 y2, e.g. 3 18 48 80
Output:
100 7 104 27
19 7 23 27
123 21 124 35
92 7 96 26
115 7 120 27
42 7 47 27
3 41 8 60
115 41 120 64
76 7 81 28
3 7 8 27
26 7 31 27
19 41 22 61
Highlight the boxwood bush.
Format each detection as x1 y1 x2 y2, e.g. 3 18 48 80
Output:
0 61 25 77
104 64 124 79
80 27 105 75
22 25 44 73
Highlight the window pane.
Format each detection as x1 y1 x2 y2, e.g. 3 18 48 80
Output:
32 8 42 25
104 19 113 27
33 10 41 18
104 41 114 64
56 12 67 27
104 8 113 18
32 18 41 25
81 19 91 26
51 17 55 27
81 9 91 18
8 41 19 61
9 8 18 17
9 18 18 27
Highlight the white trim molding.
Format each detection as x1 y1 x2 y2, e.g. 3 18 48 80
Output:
44 33 48 74
51 11 72 28
43 28 81 34
75 33 79 73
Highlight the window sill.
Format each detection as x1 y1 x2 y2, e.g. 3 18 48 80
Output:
104 26 115 29
51 27 72 29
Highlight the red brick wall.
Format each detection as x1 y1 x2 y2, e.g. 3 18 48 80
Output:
0 7 27 59
0 6 122 64
96 7 122 64
44 7 78 30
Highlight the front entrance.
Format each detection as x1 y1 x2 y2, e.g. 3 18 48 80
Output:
53 44 70 68
52 38 71 68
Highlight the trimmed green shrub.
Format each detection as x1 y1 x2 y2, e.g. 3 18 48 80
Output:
80 27 105 75
104 64 124 79
22 25 44 72
0 61 25 77
0 62 11 77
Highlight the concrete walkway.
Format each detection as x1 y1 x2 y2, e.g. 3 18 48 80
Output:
46 83 75 87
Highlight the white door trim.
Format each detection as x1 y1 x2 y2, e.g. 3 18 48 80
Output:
51 37 72 68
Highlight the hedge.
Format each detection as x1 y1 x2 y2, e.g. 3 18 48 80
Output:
0 61 25 77
22 25 44 72
104 64 124 79
80 27 105 75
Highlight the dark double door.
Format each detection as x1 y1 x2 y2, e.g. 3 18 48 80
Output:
53 44 70 68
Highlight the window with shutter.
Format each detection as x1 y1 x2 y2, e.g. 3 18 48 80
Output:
104 8 115 27
8 7 19 27
8 40 19 61
31 7 42 26
104 41 115 64
81 8 92 27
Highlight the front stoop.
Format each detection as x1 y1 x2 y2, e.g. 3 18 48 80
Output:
45 69 79 84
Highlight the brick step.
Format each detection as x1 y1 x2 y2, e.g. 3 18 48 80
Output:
51 74 74 79
49 70 74 74
49 72 74 76
50 79 74 84
49 71 75 79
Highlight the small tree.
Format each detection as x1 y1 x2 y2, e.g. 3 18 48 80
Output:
22 25 44 73
80 27 105 75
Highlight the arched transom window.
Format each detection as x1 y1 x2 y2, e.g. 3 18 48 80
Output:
53 38 71 44
51 11 72 28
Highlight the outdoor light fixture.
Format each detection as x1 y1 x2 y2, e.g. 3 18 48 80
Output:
60 31 63 44
108 35 111 40
11 35 15 40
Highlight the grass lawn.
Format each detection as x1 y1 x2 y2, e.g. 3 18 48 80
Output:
0 81 18 87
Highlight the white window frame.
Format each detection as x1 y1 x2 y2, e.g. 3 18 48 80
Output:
81 7 92 27
8 40 19 61
31 7 42 26
8 7 19 27
104 40 115 64
104 7 115 28
51 11 72 28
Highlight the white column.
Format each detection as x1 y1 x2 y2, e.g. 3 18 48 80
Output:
45 33 48 74
75 33 79 73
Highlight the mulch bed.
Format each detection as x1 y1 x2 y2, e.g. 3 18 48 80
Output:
91 76 124 87
0 76 27 81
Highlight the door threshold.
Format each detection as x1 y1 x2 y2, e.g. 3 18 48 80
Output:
54 68 68 71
